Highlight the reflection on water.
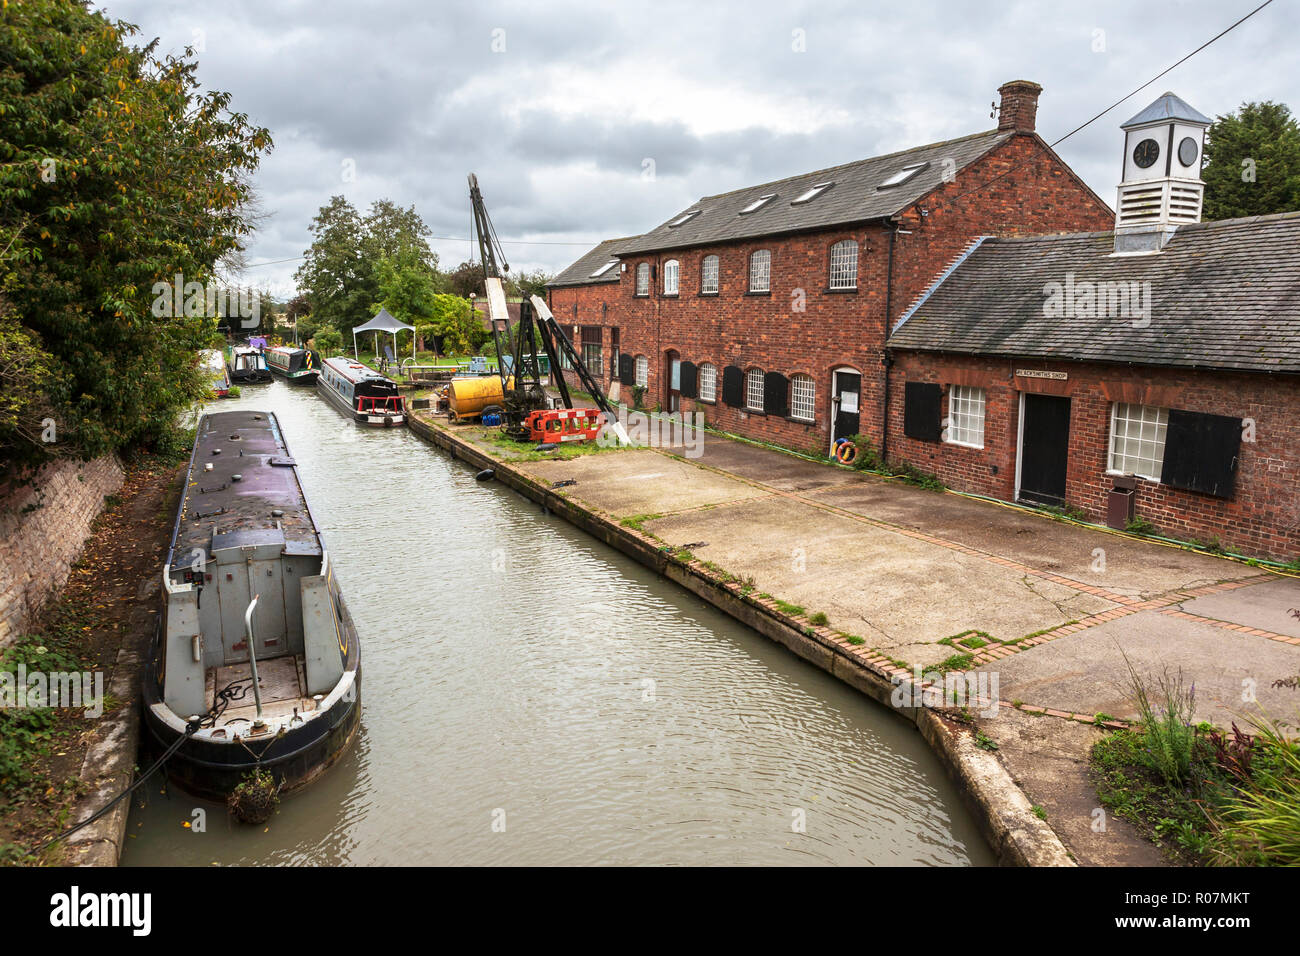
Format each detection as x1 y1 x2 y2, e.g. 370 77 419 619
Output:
122 380 992 866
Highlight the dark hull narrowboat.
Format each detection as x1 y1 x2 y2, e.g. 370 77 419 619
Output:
227 345 272 384
142 409 361 802
267 346 321 385
317 355 405 427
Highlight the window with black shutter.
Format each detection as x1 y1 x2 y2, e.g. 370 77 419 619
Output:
618 353 634 386
722 365 744 407
903 382 942 442
1160 409 1242 498
680 361 698 399
764 371 789 417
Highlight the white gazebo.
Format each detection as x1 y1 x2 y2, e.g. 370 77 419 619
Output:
352 308 415 367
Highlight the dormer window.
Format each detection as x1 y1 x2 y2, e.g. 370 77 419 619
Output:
792 182 833 204
589 260 618 278
739 194 776 214
877 162 929 189
669 210 700 227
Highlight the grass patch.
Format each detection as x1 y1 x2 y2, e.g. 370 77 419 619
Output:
620 512 664 533
928 652 974 675
808 611 829 627
772 599 806 618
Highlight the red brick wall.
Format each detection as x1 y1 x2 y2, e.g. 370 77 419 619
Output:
887 351 1300 561
550 132 1112 454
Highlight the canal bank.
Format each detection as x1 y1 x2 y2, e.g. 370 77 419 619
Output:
0 455 185 865
406 410 1070 865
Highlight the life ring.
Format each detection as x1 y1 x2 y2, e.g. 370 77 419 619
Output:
836 441 858 465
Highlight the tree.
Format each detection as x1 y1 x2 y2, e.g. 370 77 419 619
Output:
375 250 437 329
1202 101 1300 221
295 197 441 339
312 327 342 356
293 196 375 339
444 260 487 300
427 293 483 356
363 199 438 273
0 0 272 465
509 268 553 301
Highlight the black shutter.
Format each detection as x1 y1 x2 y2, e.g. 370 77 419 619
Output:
680 361 698 399
722 365 744 408
903 382 942 442
1160 409 1242 498
618 353 634 386
764 371 789 417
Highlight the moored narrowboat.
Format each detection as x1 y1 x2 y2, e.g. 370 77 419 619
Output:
316 356 405 426
267 345 321 385
227 345 272 384
142 409 361 801
201 349 231 398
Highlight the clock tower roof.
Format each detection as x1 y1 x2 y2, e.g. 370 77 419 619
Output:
1121 91 1212 130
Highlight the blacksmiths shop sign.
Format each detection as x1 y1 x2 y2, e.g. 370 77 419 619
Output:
1016 369 1068 381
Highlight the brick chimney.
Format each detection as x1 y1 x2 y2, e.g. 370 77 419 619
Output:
997 80 1042 132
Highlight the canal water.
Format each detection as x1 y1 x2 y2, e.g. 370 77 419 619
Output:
122 379 992 866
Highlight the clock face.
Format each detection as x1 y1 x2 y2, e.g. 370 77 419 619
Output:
1178 136 1199 167
1133 138 1160 169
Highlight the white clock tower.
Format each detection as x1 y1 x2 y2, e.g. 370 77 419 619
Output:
1114 92 1212 253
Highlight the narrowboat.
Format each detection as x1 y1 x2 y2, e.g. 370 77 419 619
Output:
266 345 321 385
142 409 361 801
317 355 405 426
201 349 230 398
227 345 272 384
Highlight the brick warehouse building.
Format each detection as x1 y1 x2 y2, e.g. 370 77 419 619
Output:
886 93 1300 561
548 80 1114 455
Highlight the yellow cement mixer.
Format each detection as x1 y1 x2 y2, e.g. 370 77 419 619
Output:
447 376 508 422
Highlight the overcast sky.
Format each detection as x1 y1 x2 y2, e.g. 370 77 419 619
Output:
101 0 1295 298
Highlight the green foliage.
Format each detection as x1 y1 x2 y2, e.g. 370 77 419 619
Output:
1203 101 1300 221
293 196 376 338
1213 714 1300 865
1125 514 1157 535
841 434 882 471
312 327 343 356
1124 658 1197 786
426 293 482 356
0 0 272 467
808 611 829 627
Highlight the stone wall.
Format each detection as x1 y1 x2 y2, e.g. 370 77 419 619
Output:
0 456 124 648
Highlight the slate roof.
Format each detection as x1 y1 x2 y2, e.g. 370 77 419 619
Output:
548 237 638 288
616 129 1015 255
1121 92 1212 129
887 211 1300 374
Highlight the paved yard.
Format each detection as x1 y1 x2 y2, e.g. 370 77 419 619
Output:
518 431 1300 723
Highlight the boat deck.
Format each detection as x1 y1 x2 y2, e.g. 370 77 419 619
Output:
203 655 320 736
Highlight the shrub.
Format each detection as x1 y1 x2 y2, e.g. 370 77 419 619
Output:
1213 715 1300 865
1124 658 1197 786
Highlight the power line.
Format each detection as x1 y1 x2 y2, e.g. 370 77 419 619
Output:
241 235 599 269
930 0 1276 213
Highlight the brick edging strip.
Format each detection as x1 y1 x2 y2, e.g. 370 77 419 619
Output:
408 413 1074 866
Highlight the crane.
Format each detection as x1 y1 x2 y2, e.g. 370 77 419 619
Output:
467 174 628 445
